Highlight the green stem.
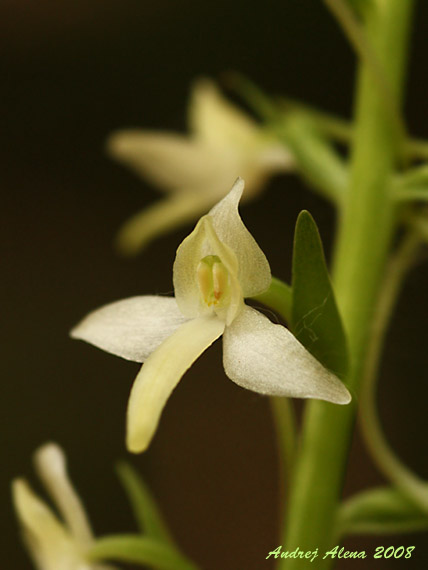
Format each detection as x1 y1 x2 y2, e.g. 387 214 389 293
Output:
270 397 297 510
229 70 428 163
279 2 414 568
359 232 428 511
253 277 292 323
275 114 347 204
394 163 428 201
279 101 352 144
395 187 428 201
278 101 428 162
323 0 406 147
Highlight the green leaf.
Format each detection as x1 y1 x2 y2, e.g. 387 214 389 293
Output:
252 276 292 323
88 534 198 570
116 461 175 546
337 486 428 536
291 211 348 378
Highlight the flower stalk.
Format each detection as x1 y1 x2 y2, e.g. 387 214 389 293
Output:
277 1 415 567
359 231 428 510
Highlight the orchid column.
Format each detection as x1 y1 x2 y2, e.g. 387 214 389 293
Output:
281 1 415 567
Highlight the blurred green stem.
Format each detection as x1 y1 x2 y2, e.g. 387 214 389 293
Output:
278 100 428 162
270 397 296 510
324 0 406 145
359 231 428 511
276 114 347 204
279 2 415 568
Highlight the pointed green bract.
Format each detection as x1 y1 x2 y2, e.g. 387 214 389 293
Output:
88 535 198 570
337 486 428 536
291 211 348 377
116 462 175 546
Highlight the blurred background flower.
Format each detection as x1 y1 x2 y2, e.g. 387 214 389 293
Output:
107 79 293 254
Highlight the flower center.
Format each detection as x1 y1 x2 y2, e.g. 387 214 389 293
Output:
197 255 230 309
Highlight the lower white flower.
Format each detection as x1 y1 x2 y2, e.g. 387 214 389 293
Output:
12 443 113 570
71 179 351 454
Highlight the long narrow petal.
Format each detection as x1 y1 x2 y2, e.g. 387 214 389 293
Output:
208 179 271 297
222 306 351 404
116 192 221 255
107 130 233 192
127 316 225 453
34 443 93 545
12 479 81 570
71 296 189 363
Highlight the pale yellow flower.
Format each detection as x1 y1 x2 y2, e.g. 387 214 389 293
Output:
72 179 350 454
107 79 293 254
12 443 113 570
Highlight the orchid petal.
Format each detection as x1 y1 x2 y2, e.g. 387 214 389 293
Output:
71 296 189 363
223 306 351 404
188 79 260 147
12 480 84 570
173 216 242 324
256 143 295 171
34 443 93 545
116 192 223 255
208 178 271 297
107 130 235 192
189 80 294 173
127 316 225 453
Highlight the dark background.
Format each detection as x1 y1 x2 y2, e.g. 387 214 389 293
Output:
2 1 428 568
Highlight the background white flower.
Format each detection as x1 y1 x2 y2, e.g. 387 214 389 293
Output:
12 443 113 570
71 179 350 454
107 79 294 253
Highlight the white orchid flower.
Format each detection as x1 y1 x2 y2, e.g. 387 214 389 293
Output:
107 79 294 254
12 443 113 570
71 179 350 454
